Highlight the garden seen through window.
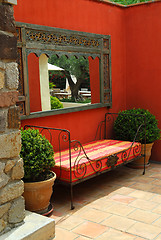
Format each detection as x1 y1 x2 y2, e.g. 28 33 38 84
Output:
27 54 100 113
16 23 112 118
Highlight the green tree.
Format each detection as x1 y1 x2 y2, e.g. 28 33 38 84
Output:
49 55 90 101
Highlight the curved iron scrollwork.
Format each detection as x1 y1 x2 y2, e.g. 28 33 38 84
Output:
58 130 70 143
121 150 128 164
71 140 102 180
133 143 141 157
121 143 141 165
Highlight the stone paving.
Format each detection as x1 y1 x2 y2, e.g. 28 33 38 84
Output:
49 163 161 240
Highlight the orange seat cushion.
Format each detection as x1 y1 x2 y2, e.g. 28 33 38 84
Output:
52 139 141 183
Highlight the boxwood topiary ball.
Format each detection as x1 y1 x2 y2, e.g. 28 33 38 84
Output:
114 108 160 144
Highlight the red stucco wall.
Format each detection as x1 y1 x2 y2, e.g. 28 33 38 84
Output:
125 2 161 162
14 0 126 145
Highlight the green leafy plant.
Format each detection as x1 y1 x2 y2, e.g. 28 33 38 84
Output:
49 82 56 89
109 0 151 5
50 96 63 109
114 108 160 144
20 128 55 182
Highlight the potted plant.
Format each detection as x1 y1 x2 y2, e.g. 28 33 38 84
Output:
20 128 56 214
114 108 160 168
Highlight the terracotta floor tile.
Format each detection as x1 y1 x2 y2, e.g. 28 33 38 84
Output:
152 204 161 214
112 186 135 195
151 186 161 195
127 222 161 239
152 216 161 227
139 171 154 177
76 237 91 240
109 178 136 187
150 168 161 173
87 198 114 210
150 194 161 203
73 195 95 205
54 227 78 240
73 221 108 238
130 182 154 191
96 228 136 240
129 189 155 200
155 233 161 240
127 209 160 224
50 214 63 225
149 173 161 179
129 198 158 211
56 215 85 230
49 164 161 240
102 215 136 231
105 202 135 216
135 238 148 240
131 175 155 184
109 194 135 204
72 206 89 217
78 208 111 223
152 179 161 186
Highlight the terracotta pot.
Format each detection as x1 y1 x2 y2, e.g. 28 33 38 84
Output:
128 143 154 169
23 172 56 214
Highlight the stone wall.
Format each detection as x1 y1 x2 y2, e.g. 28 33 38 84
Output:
0 0 25 235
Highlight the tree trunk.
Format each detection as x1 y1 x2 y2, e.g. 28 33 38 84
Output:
64 70 83 101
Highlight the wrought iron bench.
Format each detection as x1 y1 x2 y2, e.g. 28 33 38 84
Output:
24 112 146 210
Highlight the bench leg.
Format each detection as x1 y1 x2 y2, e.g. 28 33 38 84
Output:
142 154 146 175
70 185 75 210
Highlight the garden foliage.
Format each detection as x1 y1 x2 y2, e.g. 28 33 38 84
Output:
110 0 151 5
114 108 160 144
20 128 55 182
50 96 63 109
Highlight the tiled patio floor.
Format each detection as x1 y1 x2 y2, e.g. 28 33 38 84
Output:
49 163 161 240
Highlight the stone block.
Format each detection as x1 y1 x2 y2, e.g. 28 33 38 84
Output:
0 131 21 159
0 110 7 133
0 71 4 89
6 62 19 90
4 159 16 173
0 162 5 173
0 61 5 70
8 106 20 129
0 5 16 33
11 158 24 180
0 32 17 60
1 211 55 239
0 180 24 205
0 91 18 108
2 0 17 5
0 172 10 189
0 219 6 233
9 197 25 223
0 202 11 218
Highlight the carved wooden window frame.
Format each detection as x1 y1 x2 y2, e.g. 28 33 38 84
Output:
16 22 112 119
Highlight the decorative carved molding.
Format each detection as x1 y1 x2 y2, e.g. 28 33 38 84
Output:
26 29 101 48
16 22 112 117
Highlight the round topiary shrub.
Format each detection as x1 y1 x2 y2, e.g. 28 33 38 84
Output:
20 128 55 182
50 96 63 109
114 108 160 144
